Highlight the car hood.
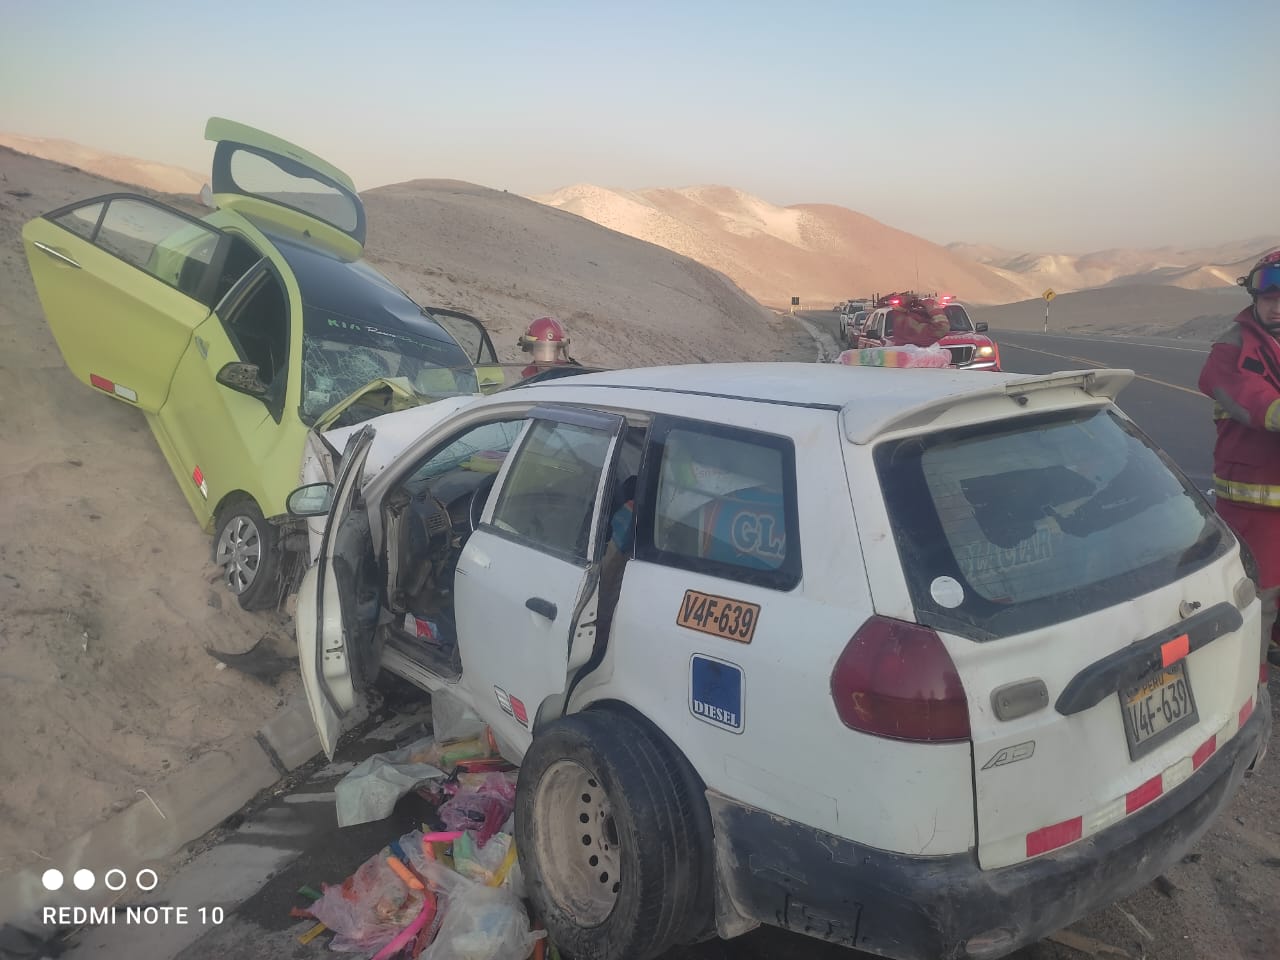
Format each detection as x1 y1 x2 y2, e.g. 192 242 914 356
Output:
311 377 434 432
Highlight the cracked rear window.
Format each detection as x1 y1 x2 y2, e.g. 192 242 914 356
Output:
876 408 1228 639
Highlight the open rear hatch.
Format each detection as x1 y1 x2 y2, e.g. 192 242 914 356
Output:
206 116 366 261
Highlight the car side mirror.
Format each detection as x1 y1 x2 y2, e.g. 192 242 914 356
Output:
975 321 989 332
287 482 334 518
216 361 270 399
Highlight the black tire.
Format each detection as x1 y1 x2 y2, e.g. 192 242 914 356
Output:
212 498 282 611
516 710 714 960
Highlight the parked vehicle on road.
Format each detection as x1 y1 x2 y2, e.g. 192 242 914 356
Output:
856 297 1001 369
288 361 1269 960
21 117 501 609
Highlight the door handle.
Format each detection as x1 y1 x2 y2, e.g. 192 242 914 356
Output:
32 241 81 269
526 597 557 621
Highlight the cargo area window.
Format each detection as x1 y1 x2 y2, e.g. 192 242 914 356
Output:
877 408 1230 640
636 418 801 591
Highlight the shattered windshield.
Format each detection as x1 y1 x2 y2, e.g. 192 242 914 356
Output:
301 312 478 421
268 232 482 421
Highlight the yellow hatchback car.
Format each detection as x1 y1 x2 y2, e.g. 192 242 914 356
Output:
22 118 500 609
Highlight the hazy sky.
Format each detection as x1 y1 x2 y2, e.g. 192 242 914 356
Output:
1 0 1275 251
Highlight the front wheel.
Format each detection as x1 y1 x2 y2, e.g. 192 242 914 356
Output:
213 498 282 611
516 710 713 960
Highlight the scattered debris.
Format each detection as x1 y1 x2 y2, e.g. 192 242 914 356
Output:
300 725 547 958
203 635 294 683
4 188 32 198
335 737 447 827
1115 904 1155 942
1045 928 1134 958
1152 874 1177 898
1181 852 1202 864
135 788 166 820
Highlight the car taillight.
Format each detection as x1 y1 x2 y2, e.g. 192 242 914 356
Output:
830 616 971 742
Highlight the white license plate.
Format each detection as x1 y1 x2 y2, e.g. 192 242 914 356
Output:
1120 661 1198 759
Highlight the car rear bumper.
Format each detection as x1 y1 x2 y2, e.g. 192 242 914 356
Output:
708 685 1270 960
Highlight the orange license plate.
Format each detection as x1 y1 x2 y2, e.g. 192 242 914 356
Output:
676 590 760 644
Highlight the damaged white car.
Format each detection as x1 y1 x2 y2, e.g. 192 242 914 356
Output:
287 362 1270 960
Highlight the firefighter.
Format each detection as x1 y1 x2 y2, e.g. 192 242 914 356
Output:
889 296 950 348
518 315 579 379
1197 249 1280 666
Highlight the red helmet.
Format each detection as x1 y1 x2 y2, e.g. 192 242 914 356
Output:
1239 249 1280 297
519 316 570 364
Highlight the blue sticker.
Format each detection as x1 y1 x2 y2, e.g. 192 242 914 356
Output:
690 655 744 733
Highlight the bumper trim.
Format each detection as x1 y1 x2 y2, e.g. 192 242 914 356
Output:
709 686 1270 960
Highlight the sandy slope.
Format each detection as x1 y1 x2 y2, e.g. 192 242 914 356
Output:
0 149 296 876
360 180 805 368
950 236 1280 295
0 134 206 196
534 183 1034 307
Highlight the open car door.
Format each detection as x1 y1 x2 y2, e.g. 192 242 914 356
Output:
206 116 366 262
22 195 227 412
453 406 626 757
295 425 377 759
427 308 505 394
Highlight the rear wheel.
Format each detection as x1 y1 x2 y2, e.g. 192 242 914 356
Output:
516 710 713 960
213 498 282 611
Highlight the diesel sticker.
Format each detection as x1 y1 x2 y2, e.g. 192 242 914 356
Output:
690 654 744 733
677 589 760 644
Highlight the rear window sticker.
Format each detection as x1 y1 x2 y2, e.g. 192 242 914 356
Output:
930 576 965 609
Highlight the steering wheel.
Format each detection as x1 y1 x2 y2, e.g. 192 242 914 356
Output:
468 474 499 532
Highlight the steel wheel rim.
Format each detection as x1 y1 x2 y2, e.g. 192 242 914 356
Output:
215 514 261 595
533 759 621 924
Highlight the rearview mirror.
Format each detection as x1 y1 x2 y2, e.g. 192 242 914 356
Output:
216 362 269 399
287 482 334 518
975 321 989 333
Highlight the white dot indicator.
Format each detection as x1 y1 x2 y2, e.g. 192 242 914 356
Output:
930 576 965 609
73 869 95 891
41 869 64 891
136 868 159 891
104 869 127 892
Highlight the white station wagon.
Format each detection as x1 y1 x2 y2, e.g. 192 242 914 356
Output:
288 362 1271 960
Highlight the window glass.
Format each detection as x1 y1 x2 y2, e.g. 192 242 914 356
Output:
95 198 220 301
490 420 613 559
944 304 974 332
877 408 1228 639
652 427 794 577
228 148 358 232
409 420 528 486
432 312 497 365
53 202 104 240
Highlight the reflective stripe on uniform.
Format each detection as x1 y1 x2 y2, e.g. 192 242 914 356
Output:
1267 398 1280 432
1215 475 1280 507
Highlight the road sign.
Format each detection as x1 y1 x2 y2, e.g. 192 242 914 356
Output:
1042 288 1056 302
